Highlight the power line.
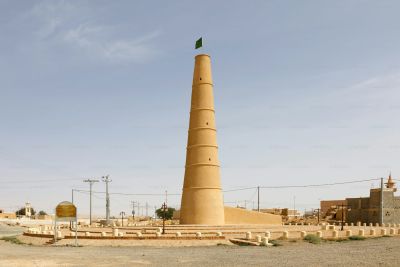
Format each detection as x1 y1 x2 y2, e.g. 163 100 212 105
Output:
72 178 380 197
2 178 83 184
259 178 380 189
73 189 181 196
223 187 257 192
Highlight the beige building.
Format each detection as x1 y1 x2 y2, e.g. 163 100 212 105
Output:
346 175 400 224
320 175 400 224
0 209 16 219
320 200 347 217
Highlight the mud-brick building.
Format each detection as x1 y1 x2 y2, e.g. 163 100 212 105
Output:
346 175 400 224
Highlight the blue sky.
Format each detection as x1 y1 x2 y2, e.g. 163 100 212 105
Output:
1 0 399 216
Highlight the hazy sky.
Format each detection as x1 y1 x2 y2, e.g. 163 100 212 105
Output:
1 0 399 216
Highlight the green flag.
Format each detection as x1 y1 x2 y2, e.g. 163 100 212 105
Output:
195 37 202 49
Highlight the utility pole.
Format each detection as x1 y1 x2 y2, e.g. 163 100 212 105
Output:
340 203 347 231
257 186 260 212
339 204 349 231
131 201 136 219
380 177 384 225
83 179 99 225
293 196 296 218
341 204 344 231
102 175 112 225
146 202 148 217
71 189 75 229
315 208 320 225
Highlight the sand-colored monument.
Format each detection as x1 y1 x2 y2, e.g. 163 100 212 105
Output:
180 54 225 225
180 54 282 225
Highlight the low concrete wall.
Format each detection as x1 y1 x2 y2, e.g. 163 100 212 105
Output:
23 232 225 240
224 207 282 225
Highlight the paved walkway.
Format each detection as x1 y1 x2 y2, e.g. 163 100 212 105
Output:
0 223 25 238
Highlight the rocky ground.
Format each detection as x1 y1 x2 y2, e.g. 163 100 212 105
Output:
2 222 400 266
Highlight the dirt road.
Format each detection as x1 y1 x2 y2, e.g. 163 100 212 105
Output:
1 236 400 266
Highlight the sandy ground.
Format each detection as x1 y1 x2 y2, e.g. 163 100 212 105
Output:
17 234 231 247
3 223 400 266
1 236 400 267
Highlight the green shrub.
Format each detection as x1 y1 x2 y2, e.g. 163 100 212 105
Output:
155 207 175 220
269 240 282 246
304 234 321 244
0 236 24 245
349 235 366 241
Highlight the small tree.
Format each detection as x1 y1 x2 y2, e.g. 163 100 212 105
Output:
156 207 175 220
38 210 47 216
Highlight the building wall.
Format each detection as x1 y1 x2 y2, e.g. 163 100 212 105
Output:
224 206 282 225
320 200 347 216
0 213 17 219
35 214 53 220
346 189 400 224
259 208 299 216
346 198 364 223
172 207 282 225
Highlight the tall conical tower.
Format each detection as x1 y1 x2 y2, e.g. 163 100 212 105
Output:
180 54 225 225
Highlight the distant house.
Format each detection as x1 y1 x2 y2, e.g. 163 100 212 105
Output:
0 209 17 219
321 174 400 224
346 175 400 224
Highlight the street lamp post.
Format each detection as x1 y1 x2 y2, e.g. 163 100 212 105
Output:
120 211 125 227
161 202 168 234
338 204 350 231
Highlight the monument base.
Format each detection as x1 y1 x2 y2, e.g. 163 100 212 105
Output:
224 206 282 225
175 207 282 225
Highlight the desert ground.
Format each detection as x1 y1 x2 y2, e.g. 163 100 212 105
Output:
1 223 400 267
